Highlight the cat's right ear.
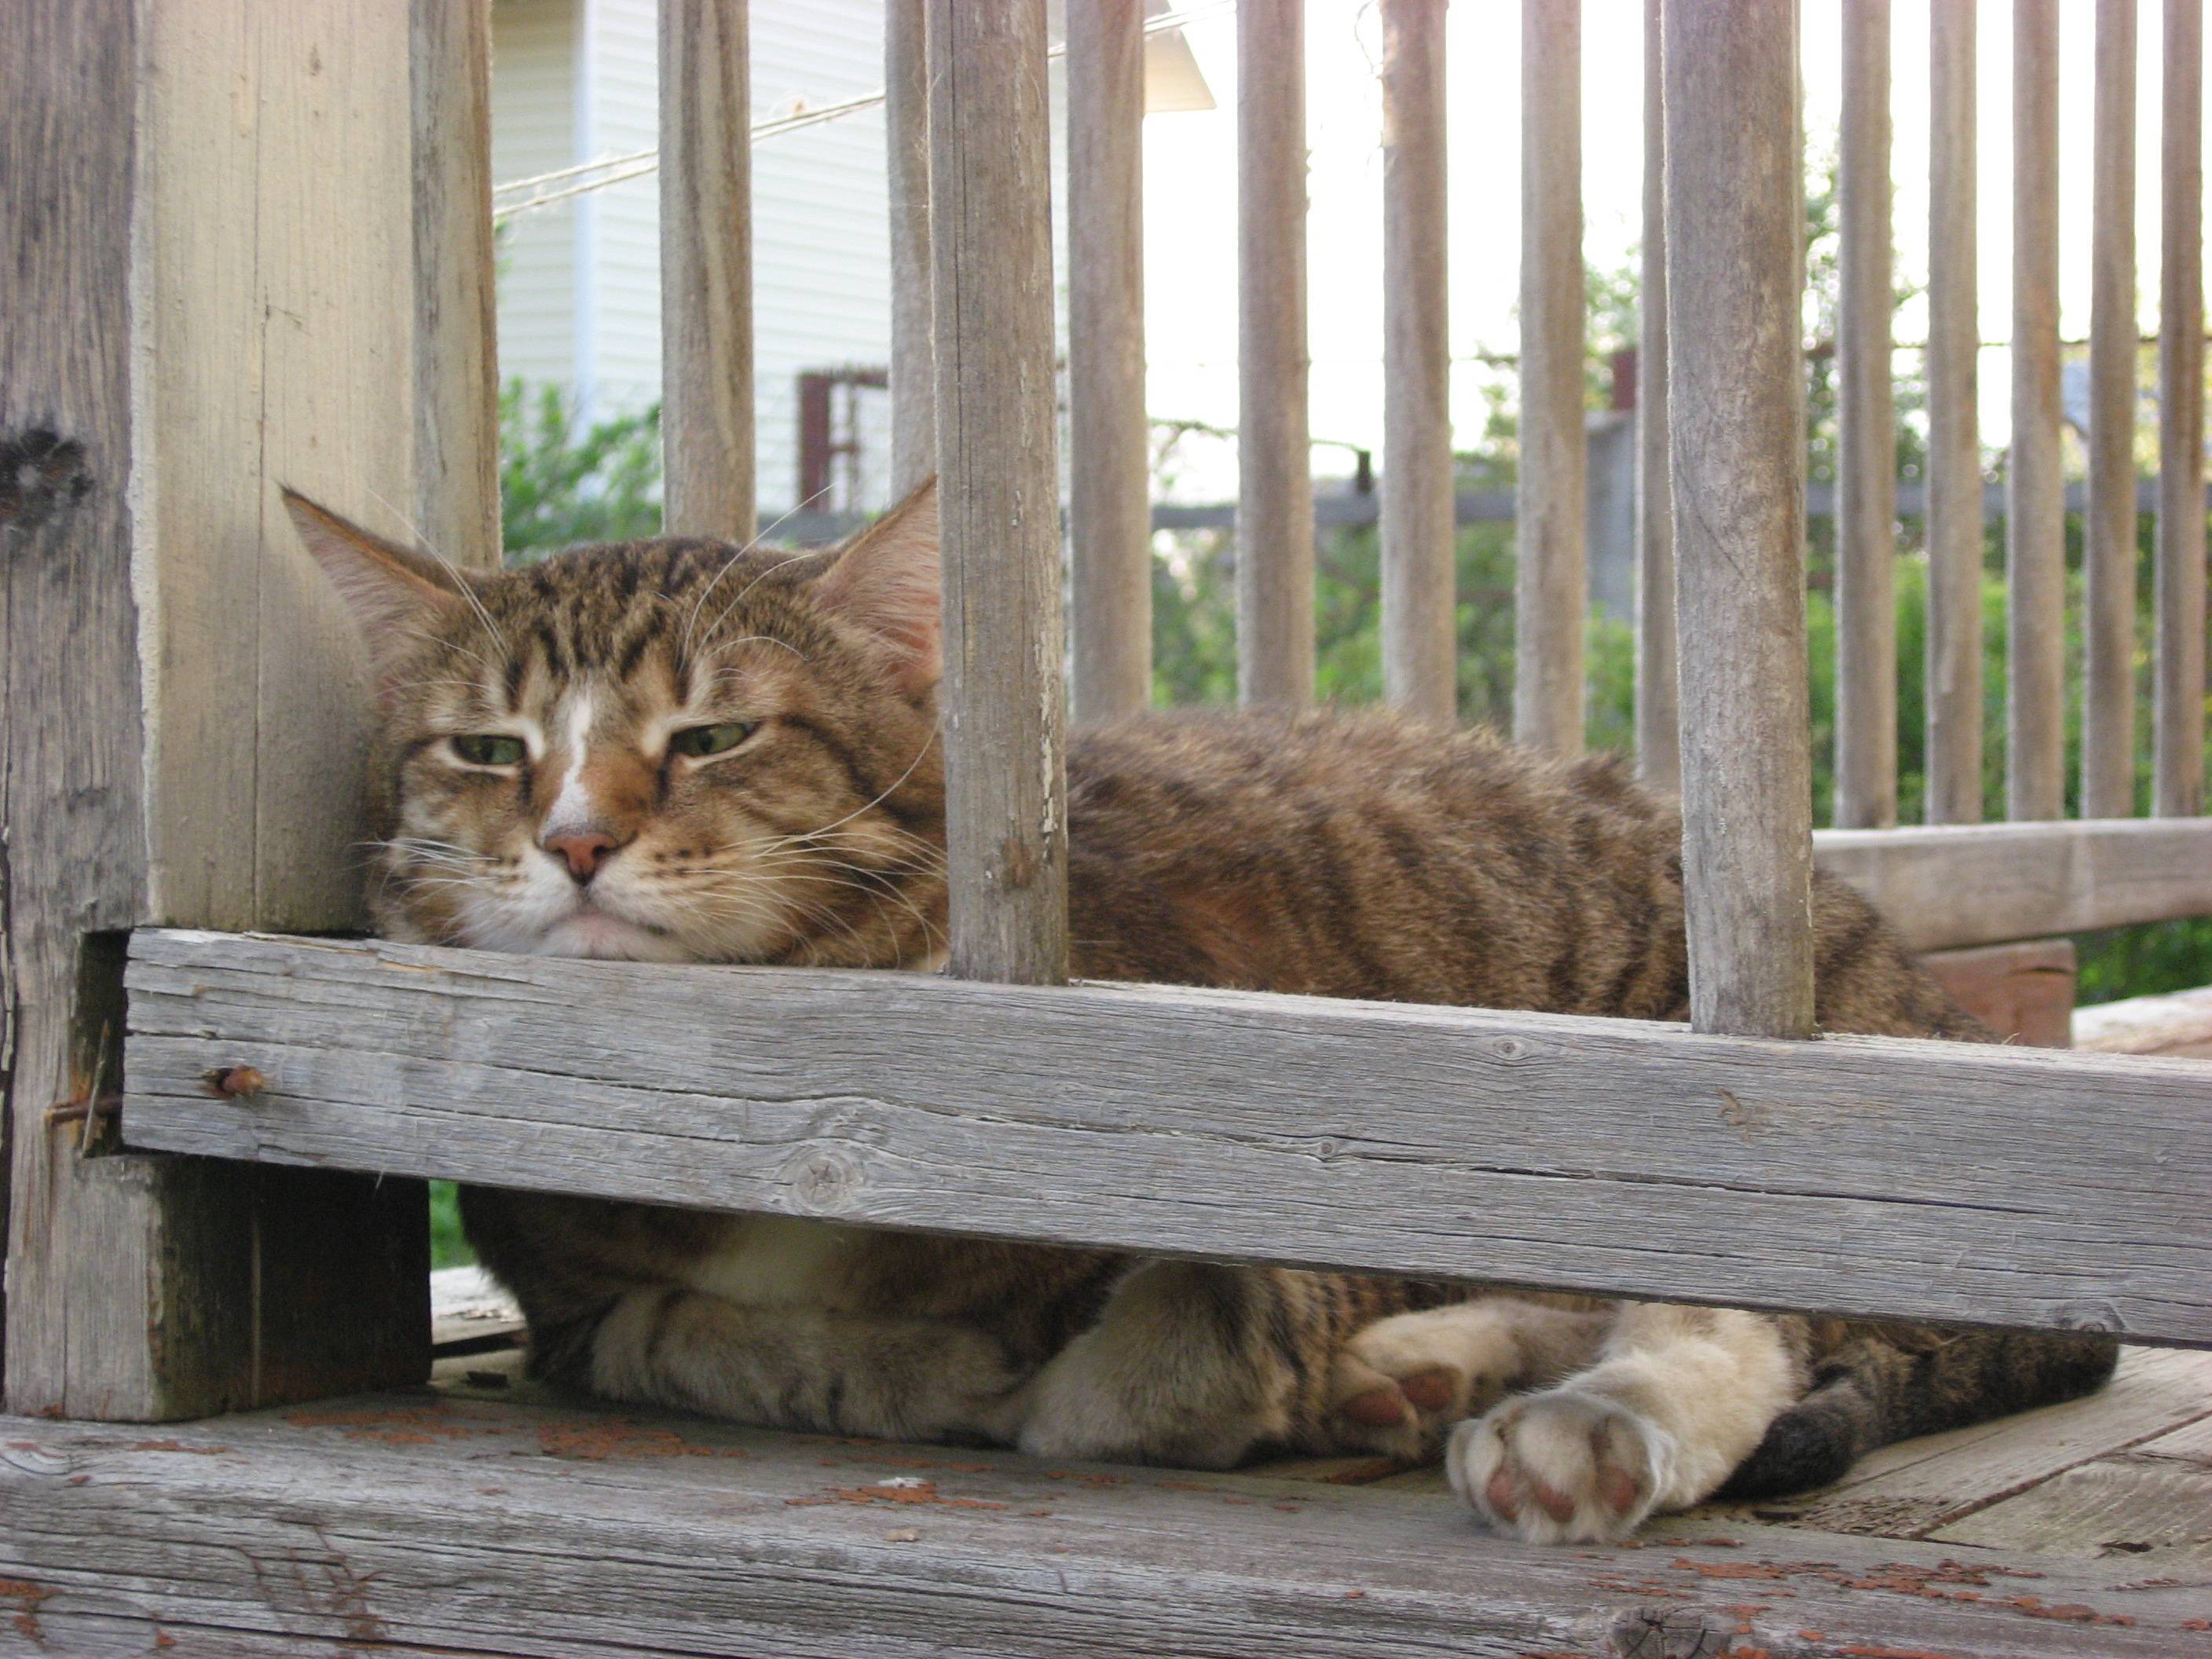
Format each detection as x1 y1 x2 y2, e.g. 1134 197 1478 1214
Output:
281 488 471 683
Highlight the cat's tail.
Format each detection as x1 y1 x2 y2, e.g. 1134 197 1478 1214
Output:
1716 1325 2121 1499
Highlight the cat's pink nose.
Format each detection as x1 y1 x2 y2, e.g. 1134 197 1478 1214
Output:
544 830 621 883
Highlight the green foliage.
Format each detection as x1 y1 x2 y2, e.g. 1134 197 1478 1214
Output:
431 1180 471 1269
500 381 664 561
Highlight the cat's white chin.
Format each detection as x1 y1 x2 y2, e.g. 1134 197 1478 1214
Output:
531 909 698 962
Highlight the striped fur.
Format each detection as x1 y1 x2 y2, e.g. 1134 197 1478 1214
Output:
288 482 2115 1542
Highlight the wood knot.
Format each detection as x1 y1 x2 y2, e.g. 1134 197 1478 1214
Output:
0 429 93 532
992 834 1040 889
782 1147 861 1214
207 1065 267 1098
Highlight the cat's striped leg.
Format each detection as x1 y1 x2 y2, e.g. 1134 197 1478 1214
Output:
1447 1304 1805 1544
1012 1261 1309 1469
584 1287 1030 1445
1326 1298 1615 1461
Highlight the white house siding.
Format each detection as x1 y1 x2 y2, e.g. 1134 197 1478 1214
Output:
489 0 579 392
489 0 1135 518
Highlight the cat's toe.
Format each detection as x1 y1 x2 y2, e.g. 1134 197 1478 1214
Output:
1327 1306 1517 1457
1448 1390 1667 1545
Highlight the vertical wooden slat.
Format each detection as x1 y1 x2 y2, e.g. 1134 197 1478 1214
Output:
660 0 755 540
410 0 501 565
1068 0 1152 726
1380 0 1456 726
1665 0 1815 1039
2007 0 2064 821
1925 0 1983 825
2156 0 2207 816
6 0 427 1418
927 0 1068 985
1237 0 1314 708
2083 0 2140 819
1635 0 1679 793
1516 0 1587 757
886 0 936 497
1837 0 1896 828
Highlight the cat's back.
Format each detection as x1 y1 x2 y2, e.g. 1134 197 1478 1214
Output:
1064 709 1981 1042
1064 709 1689 1015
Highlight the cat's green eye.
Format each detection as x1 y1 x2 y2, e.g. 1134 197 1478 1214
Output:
669 721 756 760
452 734 526 767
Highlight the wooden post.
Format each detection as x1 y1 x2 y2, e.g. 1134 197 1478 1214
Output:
1380 0 1456 726
2008 0 2064 822
2083 0 2138 820
1635 0 1679 794
1836 0 1896 828
1068 0 1152 726
1665 0 1815 1039
927 0 1069 986
2155 0 2206 817
2 0 429 1417
411 0 501 564
1237 0 1314 708
1517 0 1586 757
887 0 936 496
1925 0 1983 825
660 0 755 540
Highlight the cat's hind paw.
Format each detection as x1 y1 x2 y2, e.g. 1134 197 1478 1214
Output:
1447 1390 1668 1545
1325 1305 1520 1459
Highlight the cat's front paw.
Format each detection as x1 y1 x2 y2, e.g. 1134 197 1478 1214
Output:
1326 1306 1520 1459
1447 1390 1668 1545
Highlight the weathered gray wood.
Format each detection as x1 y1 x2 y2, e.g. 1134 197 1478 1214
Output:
1068 0 1153 727
2009 0 2065 822
429 1265 526 1357
928 0 1068 986
1837 0 1897 829
1811 816 2212 950
410 0 500 566
1929 1409 2212 1566
1745 1345 2212 1536
2084 0 2141 821
1665 0 1815 1038
1926 0 1983 825
2076 983 2212 1057
659 0 755 541
125 930 2212 1342
1515 0 1586 758
1922 937 2075 1048
1236 0 1315 709
2157 0 2207 818
886 0 936 496
2 0 426 1419
3 1393 2207 1657
1635 0 1679 795
1379 0 1455 727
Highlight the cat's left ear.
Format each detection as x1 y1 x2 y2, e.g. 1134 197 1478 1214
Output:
281 488 471 683
814 476 941 696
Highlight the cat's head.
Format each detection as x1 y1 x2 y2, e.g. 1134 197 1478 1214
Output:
287 483 948 969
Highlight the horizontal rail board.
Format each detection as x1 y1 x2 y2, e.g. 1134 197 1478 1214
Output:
5 1401 2202 1657
123 930 2212 1343
1812 817 2212 949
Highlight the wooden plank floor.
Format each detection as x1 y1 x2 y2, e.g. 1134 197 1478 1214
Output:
5 1306 2200 1658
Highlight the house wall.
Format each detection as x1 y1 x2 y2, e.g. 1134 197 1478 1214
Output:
490 0 579 393
493 0 898 518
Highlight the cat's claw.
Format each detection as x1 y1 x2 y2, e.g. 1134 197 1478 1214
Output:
1448 1390 1668 1545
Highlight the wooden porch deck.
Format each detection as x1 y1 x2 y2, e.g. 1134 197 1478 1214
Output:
2 1296 2205 1657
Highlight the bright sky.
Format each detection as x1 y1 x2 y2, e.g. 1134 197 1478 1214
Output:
1138 1 2200 495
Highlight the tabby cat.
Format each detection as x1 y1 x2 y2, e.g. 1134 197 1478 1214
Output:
288 480 2115 1546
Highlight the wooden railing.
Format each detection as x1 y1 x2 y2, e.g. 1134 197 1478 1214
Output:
5 0 2210 1442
